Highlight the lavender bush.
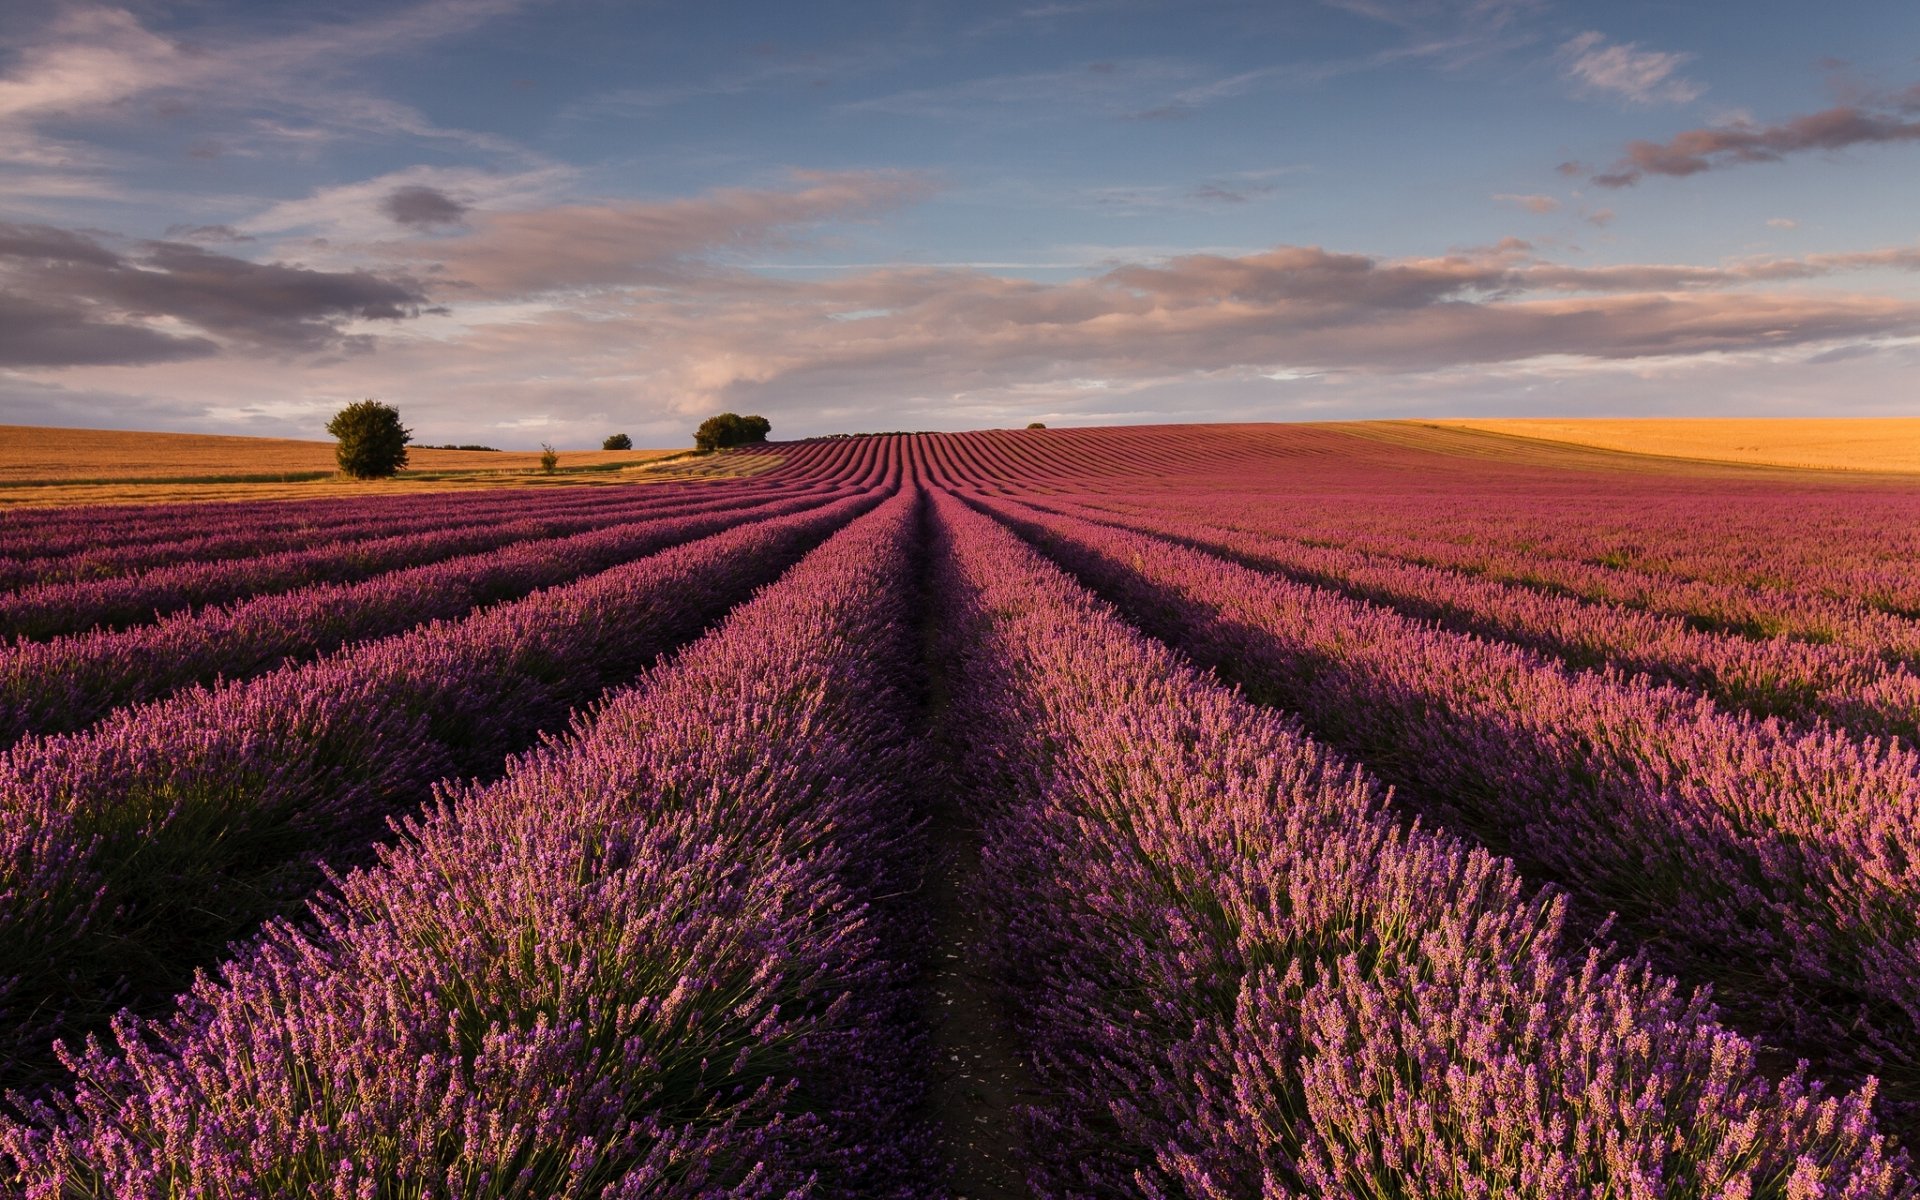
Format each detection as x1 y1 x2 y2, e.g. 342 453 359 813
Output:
0 489 882 1089
929 489 1909 1197
977 493 1920 1137
0 481 856 744
3 489 931 1197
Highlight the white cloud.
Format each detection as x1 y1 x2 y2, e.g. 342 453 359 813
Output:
1558 31 1704 107
1493 192 1561 214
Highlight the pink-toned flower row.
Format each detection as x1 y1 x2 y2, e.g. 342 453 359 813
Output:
1108 488 1920 662
930 490 1911 1197
0 487 882 1090
0 432 862 559
0 481 700 592
1221 485 1920 615
0 481 866 747
0 476 638 562
1028 492 1920 746
2 489 931 1197
978 494 1920 1137
0 473 873 644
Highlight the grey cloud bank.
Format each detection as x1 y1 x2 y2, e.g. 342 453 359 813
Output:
0 222 431 366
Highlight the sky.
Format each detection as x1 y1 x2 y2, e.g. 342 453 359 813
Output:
2 0 1918 447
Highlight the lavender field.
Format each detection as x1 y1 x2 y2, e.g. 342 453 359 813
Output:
3 424 1919 1197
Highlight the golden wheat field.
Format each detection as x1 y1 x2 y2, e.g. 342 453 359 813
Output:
1429 418 1920 475
0 426 777 508
3 419 1907 509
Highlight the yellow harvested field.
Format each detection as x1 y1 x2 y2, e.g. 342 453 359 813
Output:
1427 418 1920 475
0 425 773 508
0 425 677 481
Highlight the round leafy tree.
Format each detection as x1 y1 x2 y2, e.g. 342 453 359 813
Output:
602 433 633 450
693 413 772 451
1026 422 1047 429
327 400 412 479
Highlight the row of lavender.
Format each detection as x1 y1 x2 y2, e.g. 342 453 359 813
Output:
0 480 596 562
956 435 1920 612
0 480 700 589
0 435 854 539
0 479 869 746
1034 493 1920 745
0 484 883 1089
969 491 1920 1141
3 489 930 1196
0 461 878 643
0 487 718 641
0 436 829 564
0 436 873 589
1105 489 1920 662
1229 487 1920 615
930 490 1908 1196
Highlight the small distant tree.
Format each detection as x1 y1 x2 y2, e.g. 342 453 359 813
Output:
327 400 411 479
694 412 772 451
1026 422 1047 430
602 433 632 451
539 443 559 474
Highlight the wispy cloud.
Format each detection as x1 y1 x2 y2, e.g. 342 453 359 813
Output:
848 1 1543 127
1188 182 1272 204
1557 31 1704 107
398 170 938 297
838 59 1208 122
1319 0 1539 34
0 1 544 176
0 8 178 125
239 166 576 247
1589 90 1920 187
1493 192 1561 214
746 261 1096 271
1318 0 1545 71
566 38 913 119
164 224 256 244
1069 168 1298 214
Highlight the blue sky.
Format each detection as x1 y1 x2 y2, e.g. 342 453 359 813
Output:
2 0 1918 446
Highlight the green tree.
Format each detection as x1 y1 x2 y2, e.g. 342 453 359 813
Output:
327 400 412 479
693 412 772 451
1026 422 1047 430
539 443 559 474
602 433 632 450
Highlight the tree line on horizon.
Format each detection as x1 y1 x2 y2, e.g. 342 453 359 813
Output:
325 401 774 479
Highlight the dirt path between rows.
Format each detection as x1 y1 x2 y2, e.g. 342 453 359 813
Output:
919 792 1037 1198
912 490 1039 1198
